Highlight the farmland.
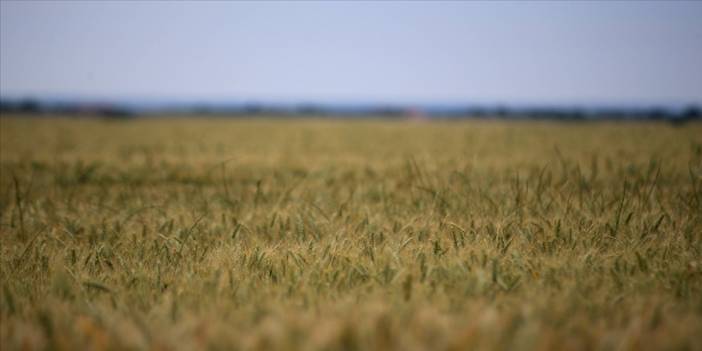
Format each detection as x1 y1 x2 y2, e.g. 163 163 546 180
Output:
1 116 701 350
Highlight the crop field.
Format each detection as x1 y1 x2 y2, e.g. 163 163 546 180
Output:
0 116 701 350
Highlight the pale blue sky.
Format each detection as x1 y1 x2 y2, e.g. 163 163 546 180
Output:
1 1 701 106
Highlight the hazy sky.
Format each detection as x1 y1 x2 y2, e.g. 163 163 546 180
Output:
1 1 701 106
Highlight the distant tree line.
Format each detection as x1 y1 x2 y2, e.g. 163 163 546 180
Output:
1 97 699 123
435 106 701 123
0 98 134 118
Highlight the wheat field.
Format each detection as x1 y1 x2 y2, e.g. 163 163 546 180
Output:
1 116 701 350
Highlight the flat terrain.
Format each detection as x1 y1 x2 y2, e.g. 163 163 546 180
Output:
1 116 701 350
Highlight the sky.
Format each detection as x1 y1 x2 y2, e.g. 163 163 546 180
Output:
1 1 701 107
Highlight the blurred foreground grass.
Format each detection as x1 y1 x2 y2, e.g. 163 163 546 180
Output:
1 116 701 350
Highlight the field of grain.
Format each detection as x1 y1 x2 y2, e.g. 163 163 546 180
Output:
1 116 701 350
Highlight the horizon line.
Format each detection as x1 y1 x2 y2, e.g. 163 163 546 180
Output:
1 93 700 110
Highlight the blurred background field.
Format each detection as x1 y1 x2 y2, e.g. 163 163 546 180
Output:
1 117 701 350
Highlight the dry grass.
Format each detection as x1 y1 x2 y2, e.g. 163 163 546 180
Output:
1 116 701 350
